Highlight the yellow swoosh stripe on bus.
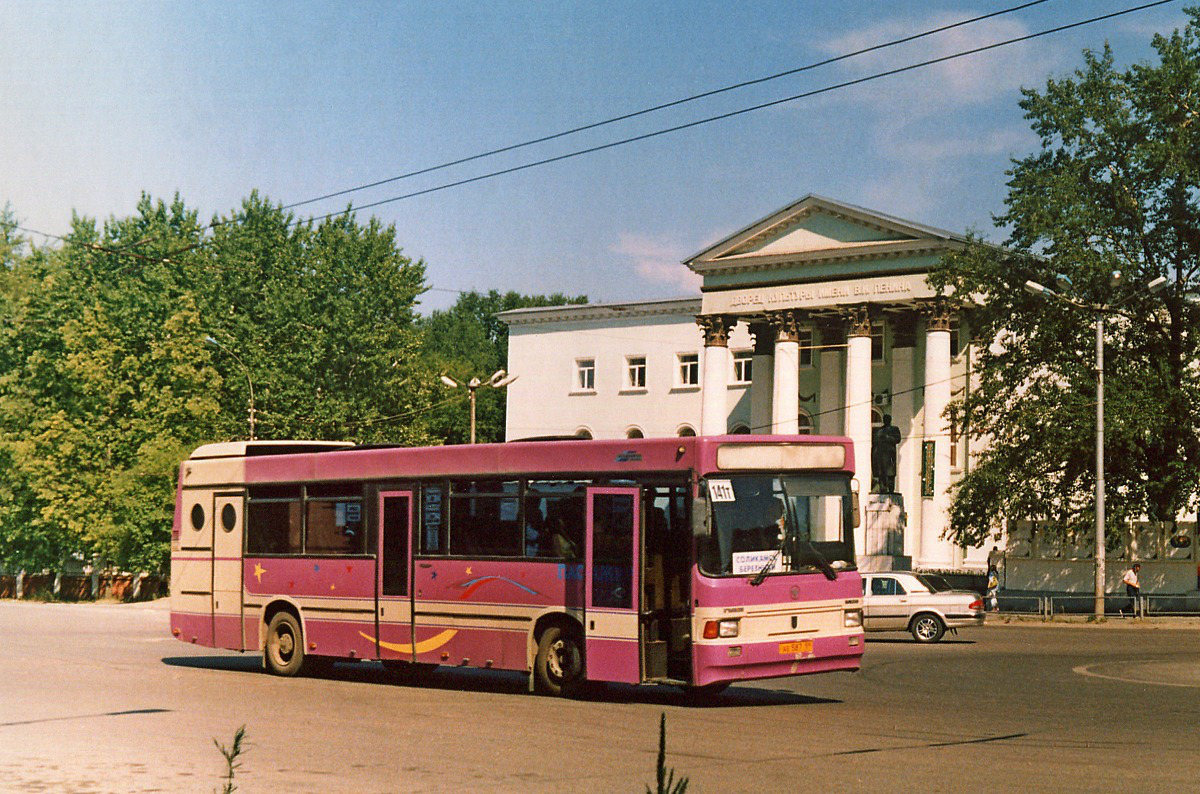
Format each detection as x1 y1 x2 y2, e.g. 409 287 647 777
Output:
358 630 458 654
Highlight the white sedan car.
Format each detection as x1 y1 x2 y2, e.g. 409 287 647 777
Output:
861 572 985 643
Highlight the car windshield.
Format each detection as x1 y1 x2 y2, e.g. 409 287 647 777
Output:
916 574 953 592
697 474 856 578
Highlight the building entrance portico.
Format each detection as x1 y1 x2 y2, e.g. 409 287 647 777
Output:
500 194 990 575
686 195 971 572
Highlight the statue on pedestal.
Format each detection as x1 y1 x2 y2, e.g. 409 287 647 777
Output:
871 414 901 494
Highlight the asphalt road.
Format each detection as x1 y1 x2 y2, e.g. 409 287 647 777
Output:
0 601 1196 792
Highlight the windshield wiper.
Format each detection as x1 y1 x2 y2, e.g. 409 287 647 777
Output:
748 543 782 586
800 541 839 581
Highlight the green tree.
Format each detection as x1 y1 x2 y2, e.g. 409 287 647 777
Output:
930 11 1200 545
0 193 437 573
420 289 586 444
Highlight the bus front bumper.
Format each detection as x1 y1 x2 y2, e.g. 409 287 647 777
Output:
692 632 864 687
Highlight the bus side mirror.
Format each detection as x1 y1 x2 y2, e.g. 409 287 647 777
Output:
850 480 861 529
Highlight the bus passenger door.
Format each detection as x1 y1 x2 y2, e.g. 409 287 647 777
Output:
212 491 245 650
584 487 641 685
376 489 414 661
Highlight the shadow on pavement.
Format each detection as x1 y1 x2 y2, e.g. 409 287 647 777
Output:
865 637 976 645
161 654 839 706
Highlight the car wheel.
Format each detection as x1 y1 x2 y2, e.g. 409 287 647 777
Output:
910 613 946 643
264 612 305 676
535 625 584 696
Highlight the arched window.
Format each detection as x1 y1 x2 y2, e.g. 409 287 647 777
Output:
626 427 644 439
676 424 696 437
871 407 884 428
574 427 593 440
796 410 813 435
730 424 751 435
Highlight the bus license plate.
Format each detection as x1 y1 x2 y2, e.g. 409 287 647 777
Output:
779 640 813 655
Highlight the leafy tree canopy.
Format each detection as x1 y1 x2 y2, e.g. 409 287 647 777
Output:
0 193 436 572
930 10 1200 545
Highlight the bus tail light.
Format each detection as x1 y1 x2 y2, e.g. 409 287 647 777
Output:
703 619 740 639
844 609 863 628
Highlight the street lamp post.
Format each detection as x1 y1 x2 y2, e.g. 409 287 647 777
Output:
204 335 257 441
1023 274 1167 620
441 369 518 444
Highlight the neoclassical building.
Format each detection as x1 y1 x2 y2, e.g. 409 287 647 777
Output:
501 195 1197 586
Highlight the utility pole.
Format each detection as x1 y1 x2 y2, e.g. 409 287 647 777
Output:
441 370 518 443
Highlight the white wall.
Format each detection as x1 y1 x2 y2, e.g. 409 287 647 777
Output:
507 307 750 440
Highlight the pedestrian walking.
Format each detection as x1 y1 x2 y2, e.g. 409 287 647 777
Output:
1121 563 1142 617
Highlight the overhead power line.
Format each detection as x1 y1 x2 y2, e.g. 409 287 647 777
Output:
277 0 1058 213
17 0 1174 271
288 0 1174 228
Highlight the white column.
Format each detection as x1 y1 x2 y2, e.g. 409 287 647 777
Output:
817 329 843 436
818 325 845 536
844 307 873 540
891 333 918 560
749 323 774 434
698 315 734 436
770 311 801 435
920 305 954 567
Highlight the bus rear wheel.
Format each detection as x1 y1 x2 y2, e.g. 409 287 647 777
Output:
264 612 305 676
535 625 583 696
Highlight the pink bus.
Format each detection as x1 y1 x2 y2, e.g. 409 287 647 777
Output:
170 435 864 696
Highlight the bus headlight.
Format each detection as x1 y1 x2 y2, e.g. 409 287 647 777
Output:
844 609 863 628
703 619 740 639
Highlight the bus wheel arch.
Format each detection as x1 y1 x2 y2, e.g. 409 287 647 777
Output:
532 614 584 696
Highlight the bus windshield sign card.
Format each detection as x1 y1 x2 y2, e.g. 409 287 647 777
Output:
708 479 736 502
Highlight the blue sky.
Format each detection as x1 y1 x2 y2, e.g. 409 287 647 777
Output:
0 1 1188 311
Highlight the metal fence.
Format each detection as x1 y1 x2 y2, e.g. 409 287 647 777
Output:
996 593 1200 619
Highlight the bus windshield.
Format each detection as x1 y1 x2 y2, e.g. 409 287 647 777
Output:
698 474 856 578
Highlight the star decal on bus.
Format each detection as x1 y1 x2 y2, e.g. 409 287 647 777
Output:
253 563 266 583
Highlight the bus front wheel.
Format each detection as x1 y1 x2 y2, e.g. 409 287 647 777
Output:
264 612 305 676
535 625 583 696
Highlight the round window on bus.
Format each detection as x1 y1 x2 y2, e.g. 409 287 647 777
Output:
190 504 205 531
221 503 237 532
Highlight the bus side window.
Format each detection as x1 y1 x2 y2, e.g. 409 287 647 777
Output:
247 485 302 555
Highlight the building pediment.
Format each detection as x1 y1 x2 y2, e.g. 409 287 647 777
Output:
686 194 966 279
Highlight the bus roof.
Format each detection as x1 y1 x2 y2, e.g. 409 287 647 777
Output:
189 440 355 459
180 435 855 487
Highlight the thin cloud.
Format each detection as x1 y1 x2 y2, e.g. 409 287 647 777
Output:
610 232 702 292
814 12 1065 116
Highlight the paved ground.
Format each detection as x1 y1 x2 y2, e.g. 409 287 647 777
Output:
0 601 1196 792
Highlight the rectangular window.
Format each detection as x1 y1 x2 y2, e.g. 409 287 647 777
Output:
576 358 595 391
626 355 646 389
449 480 522 557
677 353 699 387
732 351 752 384
798 328 814 368
524 481 587 559
305 483 365 556
950 319 961 358
871 322 885 362
247 495 303 554
246 483 365 556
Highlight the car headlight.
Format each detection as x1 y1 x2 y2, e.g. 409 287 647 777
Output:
844 608 863 628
